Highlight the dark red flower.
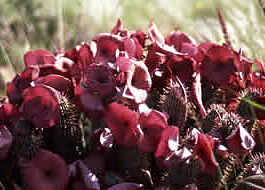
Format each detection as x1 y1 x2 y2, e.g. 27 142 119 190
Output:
21 85 60 128
0 101 18 126
20 149 68 190
130 29 146 48
38 56 81 84
77 42 95 72
75 82 106 118
165 31 197 56
34 74 74 97
82 64 116 98
155 126 179 158
24 49 56 67
117 55 152 104
226 123 255 155
17 66 40 90
6 66 40 105
104 102 139 147
166 54 196 86
154 126 180 168
148 21 182 56
200 45 238 88
123 37 143 60
193 133 218 174
138 109 168 152
144 45 166 76
93 33 123 64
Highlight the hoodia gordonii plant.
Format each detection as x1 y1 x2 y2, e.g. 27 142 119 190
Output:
1 14 265 190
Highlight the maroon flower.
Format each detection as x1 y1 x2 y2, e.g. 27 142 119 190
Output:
77 42 95 72
93 33 123 64
144 45 166 76
154 126 180 168
226 123 255 155
17 66 40 90
104 102 139 147
200 44 238 88
24 49 56 67
75 63 116 118
21 85 60 128
123 37 143 60
117 55 152 104
138 109 168 152
34 74 74 97
193 133 218 174
6 66 39 105
130 29 146 48
148 21 182 56
75 82 106 119
82 64 116 98
165 31 197 56
249 59 265 91
20 149 68 190
0 101 18 126
166 54 197 86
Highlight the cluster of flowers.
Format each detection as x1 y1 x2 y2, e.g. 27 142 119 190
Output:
0 19 265 190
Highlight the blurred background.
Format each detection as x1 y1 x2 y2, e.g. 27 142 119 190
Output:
0 0 264 95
